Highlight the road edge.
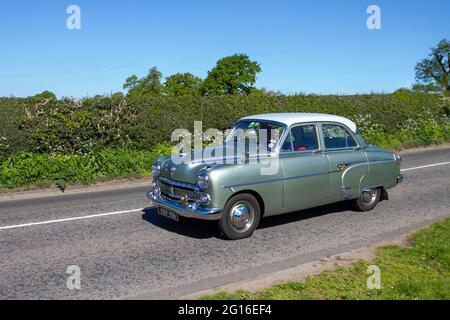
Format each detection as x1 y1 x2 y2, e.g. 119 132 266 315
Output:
0 178 152 202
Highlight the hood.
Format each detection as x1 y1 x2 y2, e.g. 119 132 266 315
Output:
158 144 270 183
159 157 210 184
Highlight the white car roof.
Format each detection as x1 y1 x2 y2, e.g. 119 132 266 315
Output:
240 113 357 133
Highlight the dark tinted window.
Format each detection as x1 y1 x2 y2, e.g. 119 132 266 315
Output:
281 124 319 152
322 124 357 149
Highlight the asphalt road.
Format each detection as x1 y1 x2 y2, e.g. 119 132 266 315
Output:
0 147 449 299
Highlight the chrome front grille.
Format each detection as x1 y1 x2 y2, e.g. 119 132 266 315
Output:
160 179 202 203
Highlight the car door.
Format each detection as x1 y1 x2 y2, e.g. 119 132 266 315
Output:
280 123 330 209
320 123 368 200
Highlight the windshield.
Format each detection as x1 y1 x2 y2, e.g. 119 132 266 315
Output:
225 120 285 152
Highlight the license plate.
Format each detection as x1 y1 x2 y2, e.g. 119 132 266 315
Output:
157 207 179 221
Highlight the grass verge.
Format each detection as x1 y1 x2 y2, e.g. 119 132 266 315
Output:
0 145 172 191
201 218 450 300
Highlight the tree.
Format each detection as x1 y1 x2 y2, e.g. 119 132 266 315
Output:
123 67 164 97
164 73 203 96
411 83 442 93
30 90 56 100
123 75 140 91
201 54 261 95
414 39 450 94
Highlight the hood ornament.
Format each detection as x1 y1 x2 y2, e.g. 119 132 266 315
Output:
170 166 177 176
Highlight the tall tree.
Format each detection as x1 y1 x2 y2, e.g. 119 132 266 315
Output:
201 54 261 95
415 39 450 94
164 73 203 96
123 75 140 91
123 67 164 97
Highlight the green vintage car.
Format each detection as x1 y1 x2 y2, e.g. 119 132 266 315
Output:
148 113 403 240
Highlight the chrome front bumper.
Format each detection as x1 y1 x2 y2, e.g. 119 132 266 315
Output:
147 191 223 221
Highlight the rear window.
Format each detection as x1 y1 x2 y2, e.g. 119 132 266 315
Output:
322 124 357 149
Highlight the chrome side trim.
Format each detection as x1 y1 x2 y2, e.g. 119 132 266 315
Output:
222 177 283 189
279 150 318 156
368 159 397 164
284 171 334 181
147 191 222 221
321 147 359 153
221 170 341 189
221 159 396 190
190 153 274 165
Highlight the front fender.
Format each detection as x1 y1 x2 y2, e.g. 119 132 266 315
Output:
207 162 283 215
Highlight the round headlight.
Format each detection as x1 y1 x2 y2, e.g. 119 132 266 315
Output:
197 170 209 190
151 161 161 178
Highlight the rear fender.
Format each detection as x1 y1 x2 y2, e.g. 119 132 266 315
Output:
341 162 369 199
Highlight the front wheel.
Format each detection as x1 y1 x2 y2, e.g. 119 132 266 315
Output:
218 193 261 240
352 187 381 212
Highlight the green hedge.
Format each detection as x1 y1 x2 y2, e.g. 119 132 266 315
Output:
1 92 449 159
0 92 449 189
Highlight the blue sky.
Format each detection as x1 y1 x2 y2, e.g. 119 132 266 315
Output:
0 0 449 97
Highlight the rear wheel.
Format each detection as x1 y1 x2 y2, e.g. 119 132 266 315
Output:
218 193 261 240
352 187 381 211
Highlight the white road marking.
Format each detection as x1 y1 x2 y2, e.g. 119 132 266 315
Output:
0 208 145 231
0 161 449 231
400 161 450 172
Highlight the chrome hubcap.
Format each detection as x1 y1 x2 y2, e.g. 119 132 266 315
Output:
230 201 254 233
362 188 377 205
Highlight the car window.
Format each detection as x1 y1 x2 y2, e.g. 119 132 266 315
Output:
281 124 319 152
322 124 357 149
226 121 284 151
355 127 368 146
